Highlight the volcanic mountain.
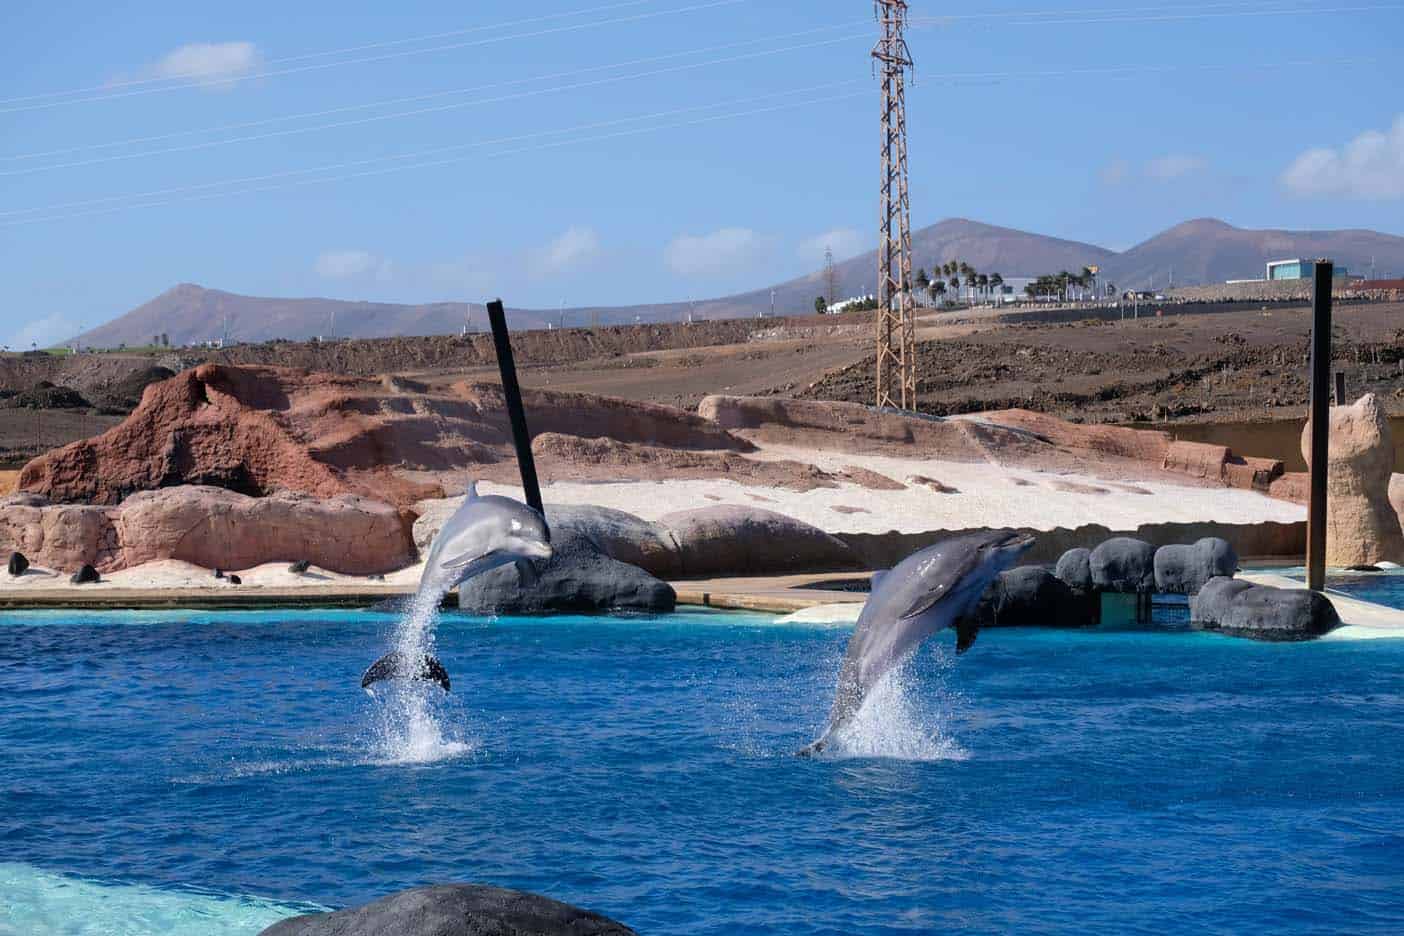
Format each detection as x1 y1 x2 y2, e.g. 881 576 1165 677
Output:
70 218 1404 347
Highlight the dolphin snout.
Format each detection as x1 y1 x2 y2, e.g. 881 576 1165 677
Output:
520 540 553 561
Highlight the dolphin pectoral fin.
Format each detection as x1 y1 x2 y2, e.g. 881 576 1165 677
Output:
514 559 540 589
360 651 451 692
954 618 979 654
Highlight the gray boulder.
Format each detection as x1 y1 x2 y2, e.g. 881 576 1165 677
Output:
458 537 675 614
983 566 1093 628
1089 537 1157 592
258 884 636 936
1190 576 1255 624
1216 585 1342 641
1153 537 1238 594
1053 547 1092 592
545 504 681 578
657 505 860 577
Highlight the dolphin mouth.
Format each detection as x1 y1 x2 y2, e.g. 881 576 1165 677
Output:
520 541 553 561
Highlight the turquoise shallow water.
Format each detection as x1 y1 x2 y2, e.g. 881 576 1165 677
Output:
2 607 1403 934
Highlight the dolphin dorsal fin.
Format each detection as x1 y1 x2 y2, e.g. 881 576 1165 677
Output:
466 481 479 501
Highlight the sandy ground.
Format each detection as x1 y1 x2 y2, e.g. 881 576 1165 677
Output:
0 558 425 592
472 447 1304 535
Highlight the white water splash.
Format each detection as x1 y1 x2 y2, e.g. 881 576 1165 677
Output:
819 654 968 762
364 581 475 765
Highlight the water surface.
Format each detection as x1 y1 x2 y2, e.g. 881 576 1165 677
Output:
2 608 1402 934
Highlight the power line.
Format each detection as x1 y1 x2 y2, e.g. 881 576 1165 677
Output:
0 0 748 116
0 0 662 106
0 80 868 226
4 20 869 164
1 27 871 177
0 54 1380 221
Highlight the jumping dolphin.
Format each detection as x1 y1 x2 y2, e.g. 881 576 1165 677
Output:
800 530 1034 756
360 483 552 692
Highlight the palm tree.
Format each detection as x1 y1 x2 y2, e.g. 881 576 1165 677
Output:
989 272 1004 304
948 275 960 300
929 280 945 304
977 273 989 304
965 270 979 304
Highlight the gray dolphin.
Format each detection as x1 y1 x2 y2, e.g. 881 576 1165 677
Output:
801 529 1034 756
360 483 552 692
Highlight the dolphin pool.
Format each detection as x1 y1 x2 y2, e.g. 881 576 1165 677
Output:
3 607 1404 934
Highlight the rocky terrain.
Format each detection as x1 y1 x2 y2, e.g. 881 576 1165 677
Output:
809 301 1404 427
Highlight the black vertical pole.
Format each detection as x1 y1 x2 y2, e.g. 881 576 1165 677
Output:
1334 371 1346 406
486 299 547 529
1306 261 1333 591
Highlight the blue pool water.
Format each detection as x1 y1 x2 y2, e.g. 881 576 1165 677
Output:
3 608 1404 934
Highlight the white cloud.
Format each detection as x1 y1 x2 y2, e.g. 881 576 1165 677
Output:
796 228 866 265
1144 154 1208 181
1281 115 1404 200
663 227 760 275
1099 158 1131 186
3 312 81 351
151 41 260 89
314 249 392 281
528 226 601 276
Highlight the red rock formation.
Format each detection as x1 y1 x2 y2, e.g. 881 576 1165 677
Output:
0 494 119 573
19 365 759 509
116 486 413 574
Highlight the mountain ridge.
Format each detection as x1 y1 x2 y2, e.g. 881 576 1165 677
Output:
69 217 1404 348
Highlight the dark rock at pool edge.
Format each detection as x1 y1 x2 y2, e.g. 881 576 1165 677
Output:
1153 537 1238 595
1053 547 1092 592
258 883 637 936
7 551 28 576
288 559 311 574
1190 576 1255 625
1089 537 1157 592
70 564 100 585
228 573 242 585
458 537 675 614
1191 576 1341 640
977 566 1093 628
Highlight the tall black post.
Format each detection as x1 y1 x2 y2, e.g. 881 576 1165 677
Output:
486 299 547 529
1306 261 1333 591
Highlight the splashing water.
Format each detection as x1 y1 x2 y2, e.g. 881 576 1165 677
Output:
819 651 968 762
364 578 473 764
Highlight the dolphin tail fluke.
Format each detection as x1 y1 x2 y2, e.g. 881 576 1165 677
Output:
796 734 830 758
360 651 451 692
514 558 541 589
955 618 979 654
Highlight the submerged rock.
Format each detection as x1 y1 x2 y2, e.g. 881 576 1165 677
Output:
457 537 675 614
1089 537 1157 593
1153 537 1238 594
258 883 636 936
70 563 100 585
1053 547 1092 592
7 551 28 576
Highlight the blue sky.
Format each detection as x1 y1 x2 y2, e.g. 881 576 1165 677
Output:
2 0 1401 348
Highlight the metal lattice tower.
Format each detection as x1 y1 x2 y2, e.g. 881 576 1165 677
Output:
872 0 914 410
